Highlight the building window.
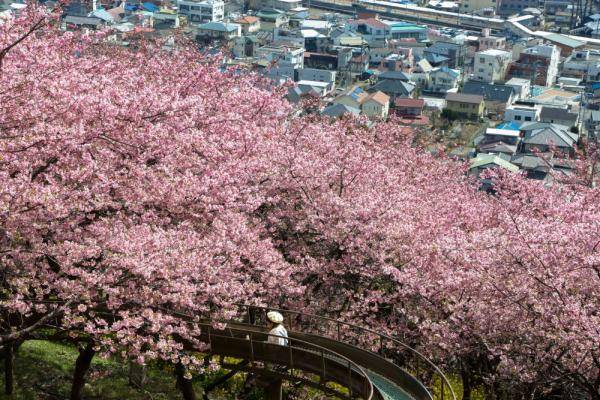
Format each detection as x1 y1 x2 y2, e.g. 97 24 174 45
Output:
525 116 532 121
515 115 522 120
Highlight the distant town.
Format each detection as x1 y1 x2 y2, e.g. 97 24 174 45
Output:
6 0 600 184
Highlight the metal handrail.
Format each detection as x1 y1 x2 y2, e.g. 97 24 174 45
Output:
196 322 374 400
234 304 457 400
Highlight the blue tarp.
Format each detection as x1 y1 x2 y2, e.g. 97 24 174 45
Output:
125 4 138 10
496 121 522 130
142 2 158 12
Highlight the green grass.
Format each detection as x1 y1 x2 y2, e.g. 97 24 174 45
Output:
431 374 485 400
0 340 257 400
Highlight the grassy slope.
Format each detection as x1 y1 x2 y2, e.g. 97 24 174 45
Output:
0 340 257 400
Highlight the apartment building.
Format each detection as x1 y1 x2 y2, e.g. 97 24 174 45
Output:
473 49 512 83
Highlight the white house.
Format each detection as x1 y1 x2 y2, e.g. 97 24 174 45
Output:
297 80 333 96
505 77 531 100
255 44 305 69
298 68 336 87
256 44 305 83
473 49 512 83
427 66 461 93
504 104 541 124
177 0 224 23
347 17 390 44
361 91 390 119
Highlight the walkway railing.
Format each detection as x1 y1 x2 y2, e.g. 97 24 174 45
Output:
234 304 457 400
196 321 375 399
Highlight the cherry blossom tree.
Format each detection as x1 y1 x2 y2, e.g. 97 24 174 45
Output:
0 6 303 397
0 5 598 400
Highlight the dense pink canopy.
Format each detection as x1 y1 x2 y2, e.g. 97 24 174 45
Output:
0 7 598 398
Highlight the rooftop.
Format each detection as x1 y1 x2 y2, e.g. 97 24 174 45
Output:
470 154 520 173
478 49 511 57
446 92 484 104
365 91 390 105
235 16 259 24
199 21 240 32
394 98 425 107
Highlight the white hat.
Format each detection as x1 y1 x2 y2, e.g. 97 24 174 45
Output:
267 311 284 324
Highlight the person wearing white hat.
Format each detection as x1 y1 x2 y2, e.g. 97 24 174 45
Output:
266 311 288 346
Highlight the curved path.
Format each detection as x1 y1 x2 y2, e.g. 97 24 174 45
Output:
196 305 456 400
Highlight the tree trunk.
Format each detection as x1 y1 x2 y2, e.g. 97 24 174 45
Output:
128 361 147 387
175 363 197 400
70 342 95 400
4 342 14 395
461 365 472 400
266 379 282 400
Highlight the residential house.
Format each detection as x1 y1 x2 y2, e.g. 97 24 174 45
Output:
362 91 390 119
369 79 415 101
394 98 425 116
232 35 259 58
519 122 578 155
304 51 339 70
256 43 305 82
391 38 428 57
561 49 600 79
298 68 336 83
478 35 506 51
585 109 600 141
505 77 531 100
63 15 103 30
423 41 466 69
463 81 515 116
177 0 223 23
504 104 540 123
235 16 260 34
296 80 333 96
506 44 560 87
286 85 319 103
473 49 512 83
349 53 370 75
153 11 181 30
300 19 332 35
256 9 289 30
476 127 522 156
423 52 451 68
510 153 555 180
469 154 520 190
385 22 428 41
377 71 411 82
347 17 390 44
321 103 361 118
445 93 485 119
300 29 330 53
478 141 519 156
377 52 413 73
196 21 240 42
539 106 579 128
333 86 369 110
410 58 433 88
427 66 461 93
